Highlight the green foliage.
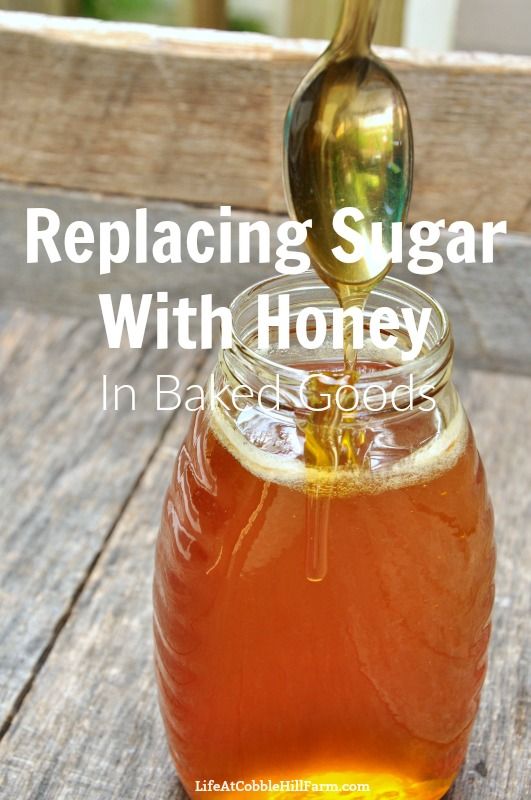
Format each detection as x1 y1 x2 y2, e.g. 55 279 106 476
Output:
228 15 266 34
81 0 173 23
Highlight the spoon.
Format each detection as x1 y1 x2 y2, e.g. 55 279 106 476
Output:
283 0 414 582
284 0 414 347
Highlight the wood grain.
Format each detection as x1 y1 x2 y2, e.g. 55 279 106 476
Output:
0 356 202 800
1 182 530 376
0 361 529 799
0 306 207 734
446 369 531 799
0 183 278 320
0 13 530 230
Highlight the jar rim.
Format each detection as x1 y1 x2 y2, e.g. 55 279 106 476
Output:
226 273 453 394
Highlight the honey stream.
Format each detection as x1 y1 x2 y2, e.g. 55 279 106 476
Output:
283 0 414 580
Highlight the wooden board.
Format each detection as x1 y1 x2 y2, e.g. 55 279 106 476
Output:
0 306 208 734
0 360 529 799
0 13 530 231
1 182 530 376
446 369 531 799
0 12 528 796
0 387 192 800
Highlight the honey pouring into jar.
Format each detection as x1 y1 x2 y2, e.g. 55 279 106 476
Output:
283 0 414 580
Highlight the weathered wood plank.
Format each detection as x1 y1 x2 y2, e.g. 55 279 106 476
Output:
0 13 530 230
0 375 196 800
0 184 276 319
0 366 528 799
0 306 206 733
1 183 530 376
446 369 531 800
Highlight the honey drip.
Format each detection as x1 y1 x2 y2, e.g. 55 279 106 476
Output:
303 371 363 581
284 0 414 580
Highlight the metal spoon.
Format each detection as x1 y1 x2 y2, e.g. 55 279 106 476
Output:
284 0 414 313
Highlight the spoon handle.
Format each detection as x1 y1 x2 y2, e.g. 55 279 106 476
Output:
333 0 382 57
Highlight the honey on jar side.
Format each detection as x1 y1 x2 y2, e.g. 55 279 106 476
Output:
153 379 495 800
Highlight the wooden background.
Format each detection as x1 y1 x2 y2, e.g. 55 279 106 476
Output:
0 13 530 230
0 11 529 800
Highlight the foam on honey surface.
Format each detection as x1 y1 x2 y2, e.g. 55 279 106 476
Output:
209 400 468 496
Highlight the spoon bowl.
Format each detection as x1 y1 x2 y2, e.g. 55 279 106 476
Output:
284 0 413 306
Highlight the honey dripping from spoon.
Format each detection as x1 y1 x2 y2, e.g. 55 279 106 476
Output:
283 0 414 580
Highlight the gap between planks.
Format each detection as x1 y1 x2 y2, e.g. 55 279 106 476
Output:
0 305 213 744
0 348 210 743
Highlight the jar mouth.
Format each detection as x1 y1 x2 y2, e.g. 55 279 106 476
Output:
212 273 462 482
229 270 450 369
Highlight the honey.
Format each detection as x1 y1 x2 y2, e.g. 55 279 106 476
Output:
284 0 413 322
153 3 494 798
283 0 414 579
154 382 494 799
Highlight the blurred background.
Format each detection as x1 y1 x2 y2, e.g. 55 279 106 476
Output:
0 0 529 55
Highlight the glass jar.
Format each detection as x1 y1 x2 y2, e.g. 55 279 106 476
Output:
153 274 495 800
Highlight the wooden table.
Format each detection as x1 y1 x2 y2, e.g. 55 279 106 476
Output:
0 12 529 800
0 301 529 800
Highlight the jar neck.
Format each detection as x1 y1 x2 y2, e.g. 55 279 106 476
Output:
220 274 454 424
332 0 381 56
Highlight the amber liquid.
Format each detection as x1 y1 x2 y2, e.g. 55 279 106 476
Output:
153 394 495 800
